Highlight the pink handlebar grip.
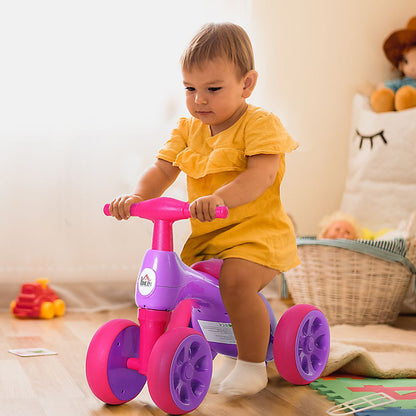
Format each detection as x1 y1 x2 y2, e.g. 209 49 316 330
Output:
214 206 228 218
103 197 228 221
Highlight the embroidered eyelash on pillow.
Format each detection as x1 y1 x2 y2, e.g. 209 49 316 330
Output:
341 94 416 231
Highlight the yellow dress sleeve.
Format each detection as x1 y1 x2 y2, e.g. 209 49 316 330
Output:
157 117 189 163
244 111 299 156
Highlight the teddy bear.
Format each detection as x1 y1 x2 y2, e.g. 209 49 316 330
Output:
370 16 416 113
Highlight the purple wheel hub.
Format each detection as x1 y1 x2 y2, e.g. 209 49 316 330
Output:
170 333 212 410
294 310 330 381
108 325 146 401
86 319 145 405
274 304 330 385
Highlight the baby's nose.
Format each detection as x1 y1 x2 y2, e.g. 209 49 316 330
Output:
195 93 207 104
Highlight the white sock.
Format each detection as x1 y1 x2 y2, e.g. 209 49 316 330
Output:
136 382 157 407
218 359 268 397
209 355 236 393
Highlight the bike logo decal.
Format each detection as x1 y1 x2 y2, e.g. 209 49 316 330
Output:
138 268 156 296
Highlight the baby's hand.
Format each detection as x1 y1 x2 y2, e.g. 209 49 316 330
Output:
109 194 143 220
190 195 226 222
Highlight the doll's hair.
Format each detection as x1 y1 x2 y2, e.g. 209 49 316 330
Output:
181 22 255 78
402 44 416 55
317 211 362 239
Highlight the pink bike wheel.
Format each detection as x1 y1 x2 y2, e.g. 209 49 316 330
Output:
273 304 330 385
147 327 212 415
86 319 146 404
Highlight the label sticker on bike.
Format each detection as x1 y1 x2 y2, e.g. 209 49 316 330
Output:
197 320 236 344
138 268 156 296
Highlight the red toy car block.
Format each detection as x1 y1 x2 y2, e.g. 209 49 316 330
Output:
11 278 65 319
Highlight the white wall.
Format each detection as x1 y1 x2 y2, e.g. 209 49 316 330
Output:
1 0 415 307
0 1 251 301
250 0 415 234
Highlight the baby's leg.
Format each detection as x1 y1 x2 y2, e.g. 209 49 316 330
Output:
217 258 277 396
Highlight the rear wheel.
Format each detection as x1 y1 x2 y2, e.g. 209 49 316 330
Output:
10 300 17 315
273 304 330 384
53 299 66 317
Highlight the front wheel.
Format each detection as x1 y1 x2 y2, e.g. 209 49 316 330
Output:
86 319 146 404
40 301 54 319
273 304 330 385
148 327 212 414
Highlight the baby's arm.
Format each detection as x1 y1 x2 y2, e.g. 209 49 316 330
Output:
190 154 280 222
109 159 180 220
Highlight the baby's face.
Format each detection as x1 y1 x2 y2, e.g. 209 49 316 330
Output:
323 220 357 240
182 58 248 135
400 47 416 79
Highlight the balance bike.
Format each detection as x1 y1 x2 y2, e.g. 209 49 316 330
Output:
86 197 330 414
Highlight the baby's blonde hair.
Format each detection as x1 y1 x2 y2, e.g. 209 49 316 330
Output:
181 22 255 78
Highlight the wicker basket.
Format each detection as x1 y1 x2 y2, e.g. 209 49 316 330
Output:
284 244 414 325
405 213 416 265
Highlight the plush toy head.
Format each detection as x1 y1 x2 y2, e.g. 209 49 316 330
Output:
370 16 416 113
383 16 416 71
318 212 361 240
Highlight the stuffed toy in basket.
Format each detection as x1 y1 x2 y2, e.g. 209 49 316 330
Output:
284 213 416 326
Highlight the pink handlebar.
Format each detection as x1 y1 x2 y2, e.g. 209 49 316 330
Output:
211 206 229 219
103 197 228 221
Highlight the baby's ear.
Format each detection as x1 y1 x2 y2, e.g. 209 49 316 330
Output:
242 70 258 98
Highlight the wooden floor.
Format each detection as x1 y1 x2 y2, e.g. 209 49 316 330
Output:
1 301 414 416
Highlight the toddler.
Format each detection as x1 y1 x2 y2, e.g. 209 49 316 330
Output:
109 22 300 397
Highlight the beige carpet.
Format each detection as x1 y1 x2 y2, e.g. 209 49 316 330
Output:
322 324 416 378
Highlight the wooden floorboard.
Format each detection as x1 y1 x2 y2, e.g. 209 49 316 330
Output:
1 301 414 416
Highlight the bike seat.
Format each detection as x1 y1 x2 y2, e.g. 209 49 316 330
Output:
191 258 223 279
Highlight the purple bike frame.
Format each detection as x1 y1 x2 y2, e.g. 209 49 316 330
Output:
104 197 276 375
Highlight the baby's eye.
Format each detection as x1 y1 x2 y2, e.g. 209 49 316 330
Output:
208 87 222 92
185 87 195 92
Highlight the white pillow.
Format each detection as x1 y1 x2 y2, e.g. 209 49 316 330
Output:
341 94 416 231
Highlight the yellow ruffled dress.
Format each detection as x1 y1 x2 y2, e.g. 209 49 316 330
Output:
157 105 300 272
